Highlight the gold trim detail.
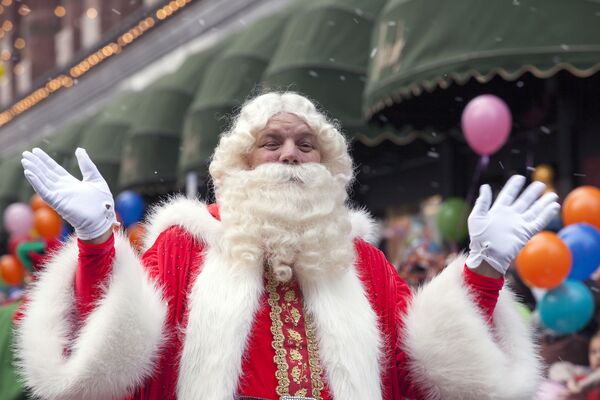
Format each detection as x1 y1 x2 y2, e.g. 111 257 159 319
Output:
266 270 323 400
267 271 290 396
305 312 324 398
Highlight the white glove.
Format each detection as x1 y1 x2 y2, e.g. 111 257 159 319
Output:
21 147 118 241
465 175 560 275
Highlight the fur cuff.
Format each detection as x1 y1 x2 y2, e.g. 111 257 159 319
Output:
402 256 541 400
15 233 167 400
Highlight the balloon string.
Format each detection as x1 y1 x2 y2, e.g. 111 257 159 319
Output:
466 155 490 206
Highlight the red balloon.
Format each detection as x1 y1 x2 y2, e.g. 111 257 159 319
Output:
516 231 572 289
563 186 600 230
8 233 30 255
33 207 62 240
0 254 25 285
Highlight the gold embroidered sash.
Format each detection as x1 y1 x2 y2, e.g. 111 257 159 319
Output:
266 271 324 399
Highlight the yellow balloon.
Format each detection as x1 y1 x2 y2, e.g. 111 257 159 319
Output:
29 228 40 239
532 164 554 184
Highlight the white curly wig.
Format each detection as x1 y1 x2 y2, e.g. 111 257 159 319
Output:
209 91 353 196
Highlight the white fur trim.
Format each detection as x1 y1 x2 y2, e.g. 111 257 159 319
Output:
402 256 542 399
142 195 222 251
349 208 379 244
176 246 264 400
15 233 167 400
300 265 383 399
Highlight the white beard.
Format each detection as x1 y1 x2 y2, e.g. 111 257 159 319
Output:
218 163 355 283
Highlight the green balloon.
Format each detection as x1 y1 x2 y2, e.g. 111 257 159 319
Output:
437 198 471 242
516 302 533 324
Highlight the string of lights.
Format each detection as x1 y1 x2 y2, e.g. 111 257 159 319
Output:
0 0 193 128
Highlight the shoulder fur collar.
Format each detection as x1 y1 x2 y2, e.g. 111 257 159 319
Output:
142 196 378 251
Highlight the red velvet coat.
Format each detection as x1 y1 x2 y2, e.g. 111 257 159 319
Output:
74 205 502 400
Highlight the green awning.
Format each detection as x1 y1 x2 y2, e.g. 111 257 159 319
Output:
179 14 290 177
262 0 387 134
78 92 139 193
18 141 43 203
365 0 600 116
41 118 90 177
0 156 24 225
119 48 221 192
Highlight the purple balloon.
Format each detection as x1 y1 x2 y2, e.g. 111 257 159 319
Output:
461 94 512 156
3 202 33 236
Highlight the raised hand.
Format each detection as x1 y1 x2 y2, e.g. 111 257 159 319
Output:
465 175 560 275
21 147 118 240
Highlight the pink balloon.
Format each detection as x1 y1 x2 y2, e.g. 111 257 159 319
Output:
3 202 34 236
461 94 512 156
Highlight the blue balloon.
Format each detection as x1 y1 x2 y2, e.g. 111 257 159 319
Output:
59 224 74 243
539 280 595 334
559 223 600 281
115 191 145 228
545 213 563 233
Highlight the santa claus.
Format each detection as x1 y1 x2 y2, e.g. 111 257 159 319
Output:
17 92 558 400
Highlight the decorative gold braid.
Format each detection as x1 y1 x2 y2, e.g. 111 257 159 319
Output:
267 270 324 399
304 312 324 399
267 271 290 396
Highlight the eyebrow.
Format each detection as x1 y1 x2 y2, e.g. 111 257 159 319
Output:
258 132 317 141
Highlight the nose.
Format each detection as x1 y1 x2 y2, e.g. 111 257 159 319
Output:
279 141 299 164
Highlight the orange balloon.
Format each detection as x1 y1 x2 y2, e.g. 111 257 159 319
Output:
563 186 600 229
127 223 145 252
0 254 25 285
30 194 51 212
33 207 62 240
516 231 572 289
532 164 554 184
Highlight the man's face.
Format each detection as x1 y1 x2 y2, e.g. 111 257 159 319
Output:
590 336 600 369
247 112 321 168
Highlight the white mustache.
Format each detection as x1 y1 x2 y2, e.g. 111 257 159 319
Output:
251 162 328 185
